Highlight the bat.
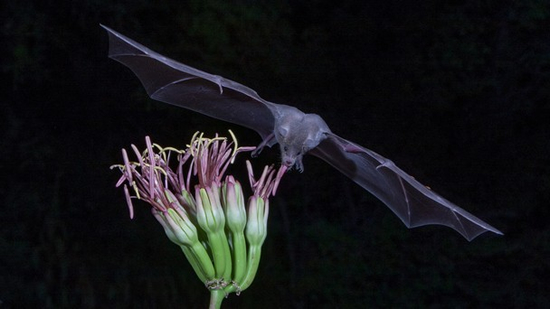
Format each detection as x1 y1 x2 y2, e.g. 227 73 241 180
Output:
102 25 503 241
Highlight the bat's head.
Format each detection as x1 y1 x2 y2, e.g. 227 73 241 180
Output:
275 113 330 173
279 143 306 172
277 129 323 173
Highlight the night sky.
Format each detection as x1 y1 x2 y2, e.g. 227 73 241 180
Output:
2 1 549 308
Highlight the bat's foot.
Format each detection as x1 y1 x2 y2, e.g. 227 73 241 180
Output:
252 134 275 158
251 146 263 158
293 158 304 173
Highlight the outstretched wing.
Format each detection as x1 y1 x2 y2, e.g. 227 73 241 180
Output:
102 25 278 141
310 133 503 241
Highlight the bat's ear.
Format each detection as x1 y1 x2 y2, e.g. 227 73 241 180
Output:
312 131 330 144
304 138 317 150
277 126 289 138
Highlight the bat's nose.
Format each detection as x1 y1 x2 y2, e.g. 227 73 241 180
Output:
283 159 294 167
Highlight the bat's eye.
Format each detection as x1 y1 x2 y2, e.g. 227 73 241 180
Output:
296 151 301 155
283 146 288 152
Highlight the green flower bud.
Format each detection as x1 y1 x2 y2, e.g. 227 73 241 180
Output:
245 197 269 246
153 207 198 247
223 176 247 233
196 185 225 233
195 184 231 279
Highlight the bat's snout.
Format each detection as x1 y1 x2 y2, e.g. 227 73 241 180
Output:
283 158 295 167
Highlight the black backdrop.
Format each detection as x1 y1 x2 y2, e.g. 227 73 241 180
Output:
1 1 548 307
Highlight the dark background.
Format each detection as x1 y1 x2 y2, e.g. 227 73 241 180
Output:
1 0 549 308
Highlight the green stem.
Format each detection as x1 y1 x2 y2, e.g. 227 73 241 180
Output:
222 232 246 295
225 243 262 294
180 245 207 283
231 231 247 284
220 231 233 281
208 230 231 279
209 289 225 309
191 241 216 280
239 244 263 291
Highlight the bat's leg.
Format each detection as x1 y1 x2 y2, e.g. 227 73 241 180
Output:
252 133 276 157
294 157 304 172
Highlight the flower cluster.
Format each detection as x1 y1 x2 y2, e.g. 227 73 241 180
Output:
112 132 286 304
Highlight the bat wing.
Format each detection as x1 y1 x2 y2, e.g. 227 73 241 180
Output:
102 25 278 141
310 133 503 241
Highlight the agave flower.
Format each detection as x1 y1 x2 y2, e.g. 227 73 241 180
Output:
111 132 286 308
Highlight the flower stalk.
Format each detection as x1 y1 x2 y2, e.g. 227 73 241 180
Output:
112 131 285 308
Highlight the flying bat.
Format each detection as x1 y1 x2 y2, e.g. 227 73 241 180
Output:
102 25 502 241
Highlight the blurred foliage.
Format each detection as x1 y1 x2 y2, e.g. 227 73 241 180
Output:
1 0 549 308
